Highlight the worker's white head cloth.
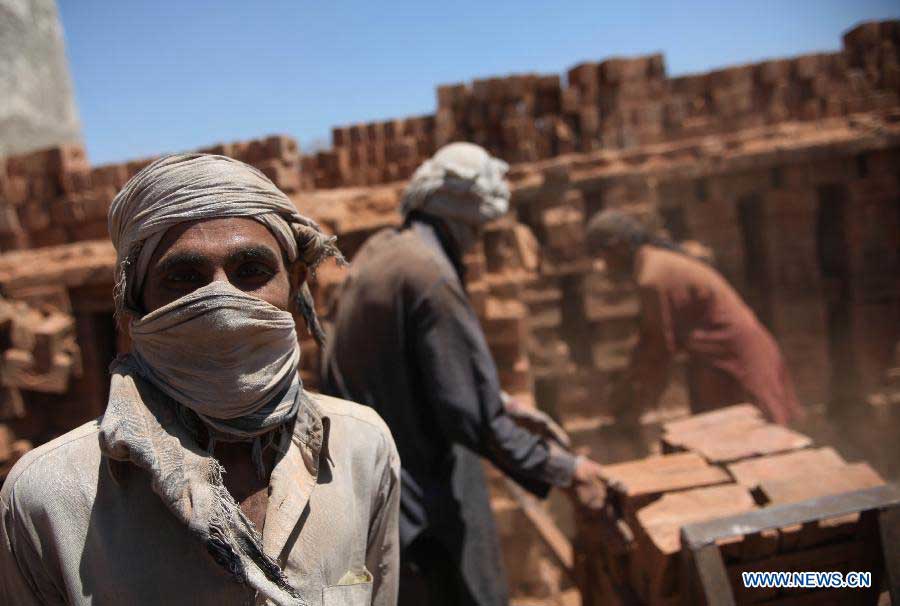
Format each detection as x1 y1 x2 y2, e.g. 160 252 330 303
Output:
109 153 341 324
401 142 510 225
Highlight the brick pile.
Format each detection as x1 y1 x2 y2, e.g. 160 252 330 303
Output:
0 18 897 606
576 404 887 606
149 20 891 191
436 74 571 163
322 115 437 187
0 135 311 253
301 20 900 188
0 295 82 479
0 112 896 604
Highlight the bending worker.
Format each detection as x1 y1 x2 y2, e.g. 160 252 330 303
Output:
586 209 804 425
323 142 605 606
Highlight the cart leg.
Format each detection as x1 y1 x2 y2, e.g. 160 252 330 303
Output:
879 505 900 602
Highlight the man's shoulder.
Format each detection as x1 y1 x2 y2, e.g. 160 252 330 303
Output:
311 393 396 450
638 247 689 284
313 393 391 434
1 420 101 507
356 227 450 287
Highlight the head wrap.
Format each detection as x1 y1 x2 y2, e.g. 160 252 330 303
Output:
400 142 510 225
108 153 342 342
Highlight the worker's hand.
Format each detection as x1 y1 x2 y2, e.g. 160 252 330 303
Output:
567 455 607 510
502 393 571 448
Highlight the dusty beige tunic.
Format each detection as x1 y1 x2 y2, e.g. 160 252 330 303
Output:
0 393 400 606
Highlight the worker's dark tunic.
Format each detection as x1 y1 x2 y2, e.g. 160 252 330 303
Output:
322 221 572 606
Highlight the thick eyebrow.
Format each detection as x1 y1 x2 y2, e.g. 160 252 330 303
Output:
225 245 282 268
156 251 210 275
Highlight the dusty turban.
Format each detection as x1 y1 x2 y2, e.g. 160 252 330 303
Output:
108 153 342 332
400 142 510 225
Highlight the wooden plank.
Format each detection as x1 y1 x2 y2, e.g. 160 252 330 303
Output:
761 462 884 505
727 448 847 490
666 422 811 465
681 484 900 551
602 452 731 515
880 505 900 603
637 484 755 603
694 543 736 606
662 403 762 437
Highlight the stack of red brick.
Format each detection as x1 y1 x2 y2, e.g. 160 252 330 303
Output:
321 115 437 187
0 135 312 253
0 21 896 604
577 404 886 606
0 144 98 249
437 74 572 163
3 21 894 211
567 54 669 151
198 135 308 192
0 296 82 481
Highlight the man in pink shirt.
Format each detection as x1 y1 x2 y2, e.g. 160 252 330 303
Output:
586 210 804 425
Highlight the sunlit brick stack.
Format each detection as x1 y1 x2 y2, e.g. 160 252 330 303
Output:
0 294 83 477
323 115 437 187
576 404 886 606
0 134 312 253
0 18 898 606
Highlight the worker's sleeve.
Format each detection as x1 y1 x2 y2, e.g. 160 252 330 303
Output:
410 278 576 497
0 486 63 606
627 284 677 409
366 427 401 606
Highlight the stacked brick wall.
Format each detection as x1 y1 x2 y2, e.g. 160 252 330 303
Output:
309 20 900 188
0 19 898 606
1 113 897 469
0 135 309 252
577 404 887 605
322 115 437 187
0 295 82 477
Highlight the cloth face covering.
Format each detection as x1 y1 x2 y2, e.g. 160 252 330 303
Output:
129 280 301 435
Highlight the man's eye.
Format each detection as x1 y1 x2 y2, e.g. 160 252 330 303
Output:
166 271 203 283
236 263 275 278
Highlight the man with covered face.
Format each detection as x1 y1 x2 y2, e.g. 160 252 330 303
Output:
585 208 804 426
0 154 400 606
322 142 605 606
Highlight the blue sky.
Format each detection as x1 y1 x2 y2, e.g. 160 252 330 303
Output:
58 1 900 166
